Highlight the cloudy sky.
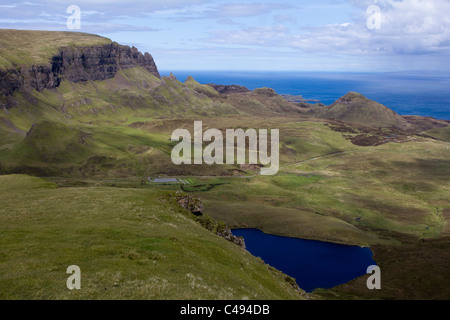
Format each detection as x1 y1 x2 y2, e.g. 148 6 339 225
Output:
1 0 450 71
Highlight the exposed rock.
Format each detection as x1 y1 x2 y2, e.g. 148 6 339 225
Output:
54 43 160 83
0 95 18 110
163 72 178 82
217 227 246 249
70 98 93 108
332 95 353 106
240 163 263 173
174 192 245 249
282 94 320 103
0 68 22 96
254 87 277 97
207 83 251 95
25 123 36 137
175 193 204 215
0 43 160 105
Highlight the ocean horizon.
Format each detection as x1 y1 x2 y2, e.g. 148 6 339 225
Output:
162 70 450 120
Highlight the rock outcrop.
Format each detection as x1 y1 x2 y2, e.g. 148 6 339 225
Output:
207 83 251 95
175 192 246 249
0 43 160 105
176 193 205 216
253 87 278 97
217 227 246 249
53 43 159 82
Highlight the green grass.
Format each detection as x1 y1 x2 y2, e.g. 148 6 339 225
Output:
2 107 448 246
185 76 220 97
0 174 305 300
318 92 408 128
202 200 378 245
425 126 450 142
194 136 450 246
3 109 447 246
271 174 322 190
0 29 111 69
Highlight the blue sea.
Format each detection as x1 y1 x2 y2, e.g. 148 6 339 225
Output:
162 71 450 120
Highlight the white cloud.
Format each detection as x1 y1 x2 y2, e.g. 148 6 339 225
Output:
205 0 450 56
205 3 295 18
293 0 450 54
217 19 240 25
209 25 288 46
0 0 208 21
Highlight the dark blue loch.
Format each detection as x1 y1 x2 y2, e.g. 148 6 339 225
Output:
232 228 377 293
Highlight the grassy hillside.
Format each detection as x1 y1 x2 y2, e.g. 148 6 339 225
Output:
0 29 111 69
319 92 409 128
313 232 450 300
425 126 450 142
2 112 448 247
0 174 305 299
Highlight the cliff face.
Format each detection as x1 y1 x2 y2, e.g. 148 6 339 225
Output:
53 43 160 82
0 43 160 104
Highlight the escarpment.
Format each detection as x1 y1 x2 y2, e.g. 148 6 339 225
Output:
175 192 246 249
0 43 160 104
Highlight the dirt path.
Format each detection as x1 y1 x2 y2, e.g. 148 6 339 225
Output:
165 151 352 179
280 151 347 170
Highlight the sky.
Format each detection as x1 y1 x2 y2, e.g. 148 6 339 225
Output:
1 0 450 72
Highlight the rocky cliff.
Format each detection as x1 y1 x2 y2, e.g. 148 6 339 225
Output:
175 192 246 249
0 43 159 105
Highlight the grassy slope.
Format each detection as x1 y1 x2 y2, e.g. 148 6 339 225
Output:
0 29 111 69
0 67 243 177
3 107 448 247
319 92 408 128
312 235 450 300
0 174 304 300
424 126 450 142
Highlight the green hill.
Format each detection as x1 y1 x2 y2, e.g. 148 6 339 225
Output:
319 92 410 128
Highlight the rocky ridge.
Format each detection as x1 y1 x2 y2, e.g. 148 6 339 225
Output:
0 43 159 108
